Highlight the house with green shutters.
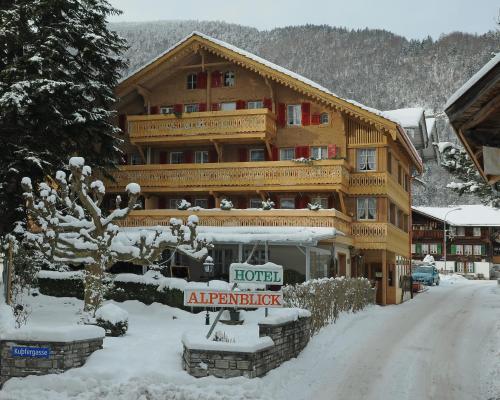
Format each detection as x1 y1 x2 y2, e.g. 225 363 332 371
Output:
411 205 500 279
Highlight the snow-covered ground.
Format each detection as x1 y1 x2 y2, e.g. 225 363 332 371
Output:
0 278 498 400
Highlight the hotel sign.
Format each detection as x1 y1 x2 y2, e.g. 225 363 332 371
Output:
183 289 283 308
229 263 283 285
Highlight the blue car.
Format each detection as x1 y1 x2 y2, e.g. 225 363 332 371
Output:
412 265 440 286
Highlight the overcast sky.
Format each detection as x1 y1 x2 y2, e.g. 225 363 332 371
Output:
108 0 499 40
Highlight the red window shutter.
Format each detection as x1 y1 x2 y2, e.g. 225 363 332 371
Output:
277 103 286 127
238 198 248 209
158 197 166 209
211 103 220 111
301 195 310 208
294 197 301 209
301 103 311 126
295 147 301 158
327 144 337 159
150 105 160 115
209 149 218 163
311 114 321 125
159 151 167 164
295 146 309 158
208 196 215 209
238 148 248 162
236 100 246 110
197 71 207 88
302 146 310 158
198 103 207 112
184 150 193 163
211 71 222 88
263 98 272 111
118 114 127 133
271 145 279 161
173 104 183 114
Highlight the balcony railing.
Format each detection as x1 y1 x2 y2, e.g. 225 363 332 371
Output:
118 209 353 236
352 222 410 256
106 159 350 193
411 230 444 239
350 172 409 210
127 109 276 143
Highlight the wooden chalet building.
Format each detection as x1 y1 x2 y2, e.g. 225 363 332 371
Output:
106 32 422 305
412 206 500 278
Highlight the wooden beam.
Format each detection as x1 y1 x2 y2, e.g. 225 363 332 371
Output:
256 190 266 200
461 94 500 131
264 77 275 113
135 145 146 163
264 140 273 160
210 140 223 162
176 61 231 70
338 191 347 214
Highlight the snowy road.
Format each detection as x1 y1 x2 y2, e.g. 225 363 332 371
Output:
264 279 500 400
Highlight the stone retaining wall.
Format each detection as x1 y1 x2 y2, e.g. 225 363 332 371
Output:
0 337 103 387
183 316 311 378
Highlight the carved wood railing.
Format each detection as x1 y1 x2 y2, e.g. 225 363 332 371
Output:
106 160 350 192
411 230 444 239
350 172 409 211
127 109 276 141
352 222 409 256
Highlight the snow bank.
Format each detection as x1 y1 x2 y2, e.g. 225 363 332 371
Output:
125 182 140 194
68 157 85 168
2 325 105 342
38 270 84 280
182 329 274 353
95 304 128 324
257 308 311 325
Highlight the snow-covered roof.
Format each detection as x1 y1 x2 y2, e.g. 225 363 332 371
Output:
382 107 425 128
412 205 500 227
445 52 500 110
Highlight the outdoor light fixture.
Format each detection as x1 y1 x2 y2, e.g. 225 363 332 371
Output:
203 256 214 325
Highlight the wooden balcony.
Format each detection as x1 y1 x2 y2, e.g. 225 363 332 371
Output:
127 109 276 145
118 209 353 237
352 222 410 256
106 159 350 193
411 230 444 240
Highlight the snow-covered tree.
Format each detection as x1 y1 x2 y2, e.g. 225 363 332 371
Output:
19 157 210 318
437 142 499 207
0 0 127 237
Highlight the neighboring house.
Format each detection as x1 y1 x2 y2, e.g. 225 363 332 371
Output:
444 53 500 190
412 205 500 278
383 107 437 162
106 32 422 305
423 116 440 162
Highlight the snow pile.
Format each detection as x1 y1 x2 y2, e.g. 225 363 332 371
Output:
220 198 233 210
383 107 424 127
95 304 128 324
439 273 468 286
3 325 105 342
125 182 141 194
38 270 84 280
422 254 435 264
177 199 191 210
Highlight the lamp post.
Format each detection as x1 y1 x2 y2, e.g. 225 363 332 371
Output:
443 207 462 273
203 256 214 325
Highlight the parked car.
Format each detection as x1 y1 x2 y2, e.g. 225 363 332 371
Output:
490 264 500 280
412 265 440 286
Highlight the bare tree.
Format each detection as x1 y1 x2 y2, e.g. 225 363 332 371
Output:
20 157 210 318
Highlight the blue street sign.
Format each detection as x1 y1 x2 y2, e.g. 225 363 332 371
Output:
11 346 51 358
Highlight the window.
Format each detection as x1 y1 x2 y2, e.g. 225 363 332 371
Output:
247 100 263 109
320 113 329 124
160 106 174 114
473 227 481 237
170 152 184 164
411 244 416 254
187 73 197 90
280 198 295 209
456 262 464 273
430 244 438 254
243 248 267 264
473 245 483 255
280 148 295 161
311 146 328 160
421 244 429 255
129 153 142 165
184 103 199 113
250 198 262 208
223 71 235 87
466 262 474 273
456 227 465 236
169 199 179 209
455 245 464 255
220 102 236 111
464 245 473 255
194 198 208 209
357 148 376 171
310 197 329 209
195 151 208 164
249 149 265 162
287 104 302 126
357 198 377 220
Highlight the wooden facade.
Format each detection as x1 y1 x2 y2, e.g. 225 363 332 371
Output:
108 32 422 305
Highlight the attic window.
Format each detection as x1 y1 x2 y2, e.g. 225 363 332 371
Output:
187 73 197 90
320 113 329 124
224 71 235 87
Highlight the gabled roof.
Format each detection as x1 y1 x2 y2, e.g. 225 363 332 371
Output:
118 31 422 171
412 205 500 227
383 107 425 128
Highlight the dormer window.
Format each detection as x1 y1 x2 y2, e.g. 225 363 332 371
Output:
320 113 329 124
224 71 235 87
187 73 197 90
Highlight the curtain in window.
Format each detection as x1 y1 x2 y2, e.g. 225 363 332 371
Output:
367 198 377 219
367 150 376 170
357 199 366 219
358 149 367 170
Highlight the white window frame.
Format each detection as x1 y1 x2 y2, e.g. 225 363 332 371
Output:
473 245 483 255
223 71 235 87
194 198 208 209
279 148 295 161
184 103 199 113
220 102 236 111
464 244 473 256
187 73 197 90
194 150 208 164
455 245 464 255
357 198 377 221
287 104 302 126
357 148 376 172
411 243 416 254
310 196 329 209
456 262 464 273
170 151 184 164
249 148 265 162
473 227 481 237
466 262 474 273
421 244 429 255
247 100 263 109
456 226 465 236
320 113 329 124
311 146 328 160
280 197 295 209
430 244 438 254
249 198 262 208
160 106 174 115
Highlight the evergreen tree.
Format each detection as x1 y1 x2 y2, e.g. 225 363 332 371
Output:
0 0 127 236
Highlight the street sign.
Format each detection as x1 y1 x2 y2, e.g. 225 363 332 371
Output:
11 346 51 358
184 289 283 308
229 263 283 285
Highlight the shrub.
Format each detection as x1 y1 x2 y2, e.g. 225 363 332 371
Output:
95 304 129 337
283 277 375 335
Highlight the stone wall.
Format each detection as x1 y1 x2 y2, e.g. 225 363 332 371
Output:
0 337 103 387
183 316 311 378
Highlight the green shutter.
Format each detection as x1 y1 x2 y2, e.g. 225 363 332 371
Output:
481 244 486 255
416 243 422 254
437 243 442 254
451 244 456 255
